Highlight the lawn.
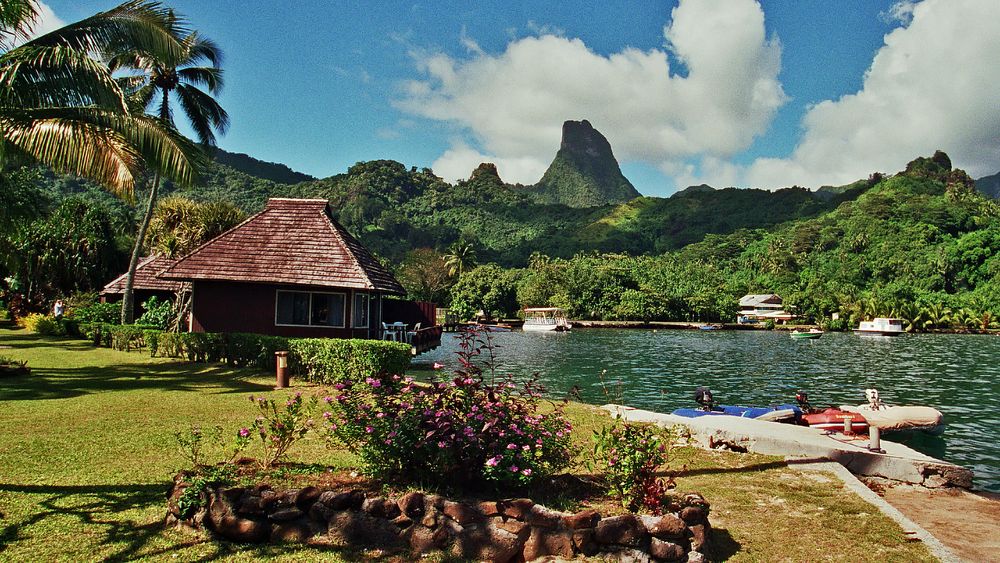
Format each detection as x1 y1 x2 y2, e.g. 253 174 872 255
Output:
0 326 934 561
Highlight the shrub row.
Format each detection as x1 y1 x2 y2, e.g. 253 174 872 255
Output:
288 338 411 384
75 325 412 381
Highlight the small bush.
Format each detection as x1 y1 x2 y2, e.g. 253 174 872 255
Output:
244 393 317 469
107 324 156 352
289 338 410 384
226 333 289 369
592 420 674 514
322 326 572 489
144 330 161 357
136 295 174 330
19 313 65 336
72 302 120 324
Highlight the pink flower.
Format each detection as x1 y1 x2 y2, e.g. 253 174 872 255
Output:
238 427 250 438
507 443 517 450
521 468 532 476
323 411 333 419
365 426 374 433
522 444 530 451
509 465 519 473
486 456 500 467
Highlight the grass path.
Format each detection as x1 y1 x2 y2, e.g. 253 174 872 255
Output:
0 327 935 561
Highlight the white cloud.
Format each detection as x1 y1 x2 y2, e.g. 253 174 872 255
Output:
395 0 785 186
741 0 1000 189
7 1 65 46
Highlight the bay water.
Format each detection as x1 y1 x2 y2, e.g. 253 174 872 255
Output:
417 329 1000 492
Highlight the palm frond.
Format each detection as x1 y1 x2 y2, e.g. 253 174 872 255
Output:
24 0 187 63
1 114 139 198
0 0 38 50
0 45 128 111
182 32 222 66
117 113 206 187
175 83 228 145
176 65 223 92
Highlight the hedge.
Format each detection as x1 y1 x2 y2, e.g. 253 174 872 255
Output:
288 338 411 384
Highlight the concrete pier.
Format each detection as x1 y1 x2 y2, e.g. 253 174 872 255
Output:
604 404 974 489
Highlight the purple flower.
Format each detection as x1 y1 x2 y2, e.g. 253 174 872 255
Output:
238 427 250 438
334 383 345 390
323 395 333 403
507 443 517 450
486 456 500 467
509 465 519 473
365 426 374 433
521 468 532 476
323 411 333 419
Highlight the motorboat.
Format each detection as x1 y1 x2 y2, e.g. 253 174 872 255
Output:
840 388 944 435
793 391 868 434
671 387 802 423
790 328 824 340
855 317 905 336
697 324 722 331
522 307 570 332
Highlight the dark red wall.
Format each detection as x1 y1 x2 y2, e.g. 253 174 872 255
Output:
190 281 375 338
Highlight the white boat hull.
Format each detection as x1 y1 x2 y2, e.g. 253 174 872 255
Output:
522 323 561 332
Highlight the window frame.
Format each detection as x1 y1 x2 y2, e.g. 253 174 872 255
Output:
274 289 346 328
352 291 370 329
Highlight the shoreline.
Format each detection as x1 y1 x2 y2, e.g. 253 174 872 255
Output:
474 319 999 335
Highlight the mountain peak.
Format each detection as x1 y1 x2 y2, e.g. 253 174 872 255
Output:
469 162 503 184
532 120 640 207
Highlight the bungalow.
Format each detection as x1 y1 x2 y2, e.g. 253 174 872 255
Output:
158 198 440 353
737 293 796 324
100 255 187 316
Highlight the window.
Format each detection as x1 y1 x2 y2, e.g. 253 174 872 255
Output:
275 290 345 327
353 292 369 328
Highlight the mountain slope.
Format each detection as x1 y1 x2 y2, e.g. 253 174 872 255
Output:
531 120 640 207
976 171 1000 198
212 148 315 184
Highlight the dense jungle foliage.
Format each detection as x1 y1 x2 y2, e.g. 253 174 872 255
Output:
3 149 998 328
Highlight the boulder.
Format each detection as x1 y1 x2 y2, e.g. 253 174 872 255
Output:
649 538 685 561
206 489 269 543
294 486 322 510
397 491 425 518
643 514 687 539
500 498 535 520
522 527 575 560
563 509 601 530
679 506 708 525
362 496 400 519
525 504 565 528
443 500 482 525
271 518 313 543
688 524 708 552
595 514 647 547
572 529 600 556
326 511 404 549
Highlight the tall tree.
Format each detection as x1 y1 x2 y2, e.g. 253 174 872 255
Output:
0 0 203 196
109 17 228 322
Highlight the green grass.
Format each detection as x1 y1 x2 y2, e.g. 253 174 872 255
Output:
0 327 935 561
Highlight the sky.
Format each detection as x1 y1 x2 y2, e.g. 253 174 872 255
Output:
40 1 1000 196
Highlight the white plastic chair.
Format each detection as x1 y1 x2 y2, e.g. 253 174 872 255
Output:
381 322 398 341
406 322 421 344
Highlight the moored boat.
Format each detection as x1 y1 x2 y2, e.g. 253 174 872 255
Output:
840 388 944 434
671 387 802 423
790 328 824 340
855 317 905 336
794 391 868 434
522 307 570 332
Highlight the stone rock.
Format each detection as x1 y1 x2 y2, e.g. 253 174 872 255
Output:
688 524 708 552
685 551 706 563
643 514 687 539
478 500 501 516
595 514 647 547
443 500 482 525
268 507 304 522
613 547 654 563
237 493 265 516
564 509 601 530
308 501 334 522
397 491 425 518
319 490 364 511
680 493 709 509
494 517 529 536
420 507 441 528
390 514 413 528
679 506 708 525
259 489 278 511
271 518 313 543
206 489 269 543
525 504 565 528
572 529 599 556
294 486 321 510
404 524 451 553
327 511 404 549
500 498 535 520
649 538 685 561
456 517 531 562
522 527 575 561
362 496 400 519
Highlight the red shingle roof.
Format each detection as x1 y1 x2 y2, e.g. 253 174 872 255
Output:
160 198 406 295
101 255 185 294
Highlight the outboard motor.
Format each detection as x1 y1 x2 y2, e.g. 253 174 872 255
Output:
865 388 885 410
795 390 812 411
694 386 715 411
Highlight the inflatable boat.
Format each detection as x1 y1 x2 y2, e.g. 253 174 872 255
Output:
794 391 868 434
672 387 802 423
840 388 944 435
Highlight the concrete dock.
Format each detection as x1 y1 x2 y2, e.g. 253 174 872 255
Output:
603 404 974 489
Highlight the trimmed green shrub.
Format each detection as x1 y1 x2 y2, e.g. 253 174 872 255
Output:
107 324 157 352
72 302 120 324
225 333 289 369
136 296 173 330
181 333 225 363
156 332 185 358
289 338 410 384
144 330 161 357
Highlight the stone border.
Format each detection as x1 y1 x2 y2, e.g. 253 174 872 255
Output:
166 473 712 562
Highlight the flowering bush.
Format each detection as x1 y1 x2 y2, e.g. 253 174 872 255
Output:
245 392 317 469
592 420 674 514
322 326 573 489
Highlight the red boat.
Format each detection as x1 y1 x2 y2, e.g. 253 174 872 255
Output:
795 391 869 435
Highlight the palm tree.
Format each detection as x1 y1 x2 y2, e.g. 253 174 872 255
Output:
921 303 952 331
1 0 203 196
444 241 477 278
109 19 228 322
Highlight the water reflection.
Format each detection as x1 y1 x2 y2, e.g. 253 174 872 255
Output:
416 329 1000 492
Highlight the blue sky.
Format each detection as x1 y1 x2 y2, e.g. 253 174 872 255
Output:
43 1 1000 195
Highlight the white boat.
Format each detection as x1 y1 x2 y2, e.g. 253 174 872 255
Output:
522 307 571 332
855 317 905 336
840 388 944 435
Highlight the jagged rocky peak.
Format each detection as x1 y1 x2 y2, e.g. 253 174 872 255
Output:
533 119 641 207
469 162 503 183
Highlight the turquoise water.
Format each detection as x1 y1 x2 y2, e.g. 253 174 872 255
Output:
417 329 1000 492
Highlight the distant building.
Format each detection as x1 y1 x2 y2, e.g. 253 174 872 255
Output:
737 294 795 324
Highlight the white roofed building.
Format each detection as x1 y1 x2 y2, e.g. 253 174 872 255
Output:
737 294 795 324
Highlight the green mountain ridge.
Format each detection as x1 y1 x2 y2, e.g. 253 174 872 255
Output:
976 171 1000 199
